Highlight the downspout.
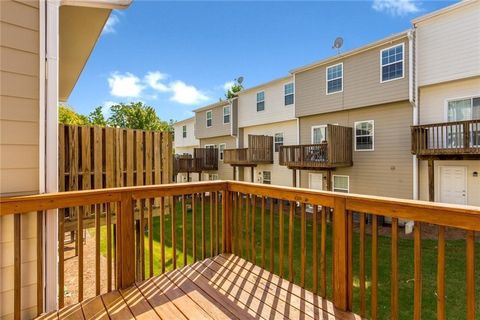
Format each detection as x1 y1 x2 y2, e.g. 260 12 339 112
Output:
294 73 300 188
409 28 419 200
44 0 60 311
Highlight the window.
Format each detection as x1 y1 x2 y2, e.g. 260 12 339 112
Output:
311 125 327 144
381 44 404 82
206 110 213 127
355 120 374 151
182 125 187 138
208 173 219 181
326 63 343 94
274 133 284 152
204 144 216 149
262 171 271 185
219 143 226 161
284 83 294 105
256 91 265 112
333 175 349 193
447 97 480 121
223 106 230 124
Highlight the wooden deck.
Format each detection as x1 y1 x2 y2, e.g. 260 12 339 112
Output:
38 254 359 320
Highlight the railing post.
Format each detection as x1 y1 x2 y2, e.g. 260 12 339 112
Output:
116 192 135 289
333 196 349 311
463 121 470 149
222 188 232 253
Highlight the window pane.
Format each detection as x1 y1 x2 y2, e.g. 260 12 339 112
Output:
207 119 212 127
274 133 284 152
356 136 373 150
263 171 271 184
333 176 348 192
473 98 480 119
448 99 472 121
285 94 294 105
312 127 326 144
328 78 342 93
285 83 294 95
224 114 230 123
382 62 403 81
257 91 264 102
257 101 265 112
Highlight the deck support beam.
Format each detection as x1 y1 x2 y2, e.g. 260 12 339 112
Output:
326 170 332 191
292 169 297 188
251 167 254 183
428 159 434 202
233 166 236 181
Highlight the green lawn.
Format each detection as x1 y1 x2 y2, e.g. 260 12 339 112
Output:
95 198 480 320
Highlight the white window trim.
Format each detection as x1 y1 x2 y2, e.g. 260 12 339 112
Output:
311 125 327 144
332 175 350 193
354 120 375 151
380 43 405 84
206 110 213 128
262 171 272 184
219 143 226 161
182 125 187 138
325 62 343 95
223 106 230 124
284 82 295 106
443 95 480 122
274 132 284 152
256 90 265 112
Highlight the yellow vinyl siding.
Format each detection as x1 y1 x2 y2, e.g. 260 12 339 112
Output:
195 103 231 139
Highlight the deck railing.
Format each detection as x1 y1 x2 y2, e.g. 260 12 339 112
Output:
411 119 480 156
173 148 218 174
224 135 273 165
1 181 479 319
279 124 353 169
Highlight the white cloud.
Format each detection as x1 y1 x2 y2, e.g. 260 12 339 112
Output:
145 71 170 92
372 0 420 16
169 81 209 105
222 81 235 92
108 72 144 98
103 14 120 34
101 101 117 117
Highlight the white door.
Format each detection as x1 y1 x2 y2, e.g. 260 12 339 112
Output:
439 166 467 205
309 173 323 190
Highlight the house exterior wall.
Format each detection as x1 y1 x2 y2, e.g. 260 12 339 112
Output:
194 101 232 139
240 120 297 187
173 117 199 149
200 136 236 180
299 101 413 199
175 146 201 183
237 77 295 128
415 1 480 87
0 0 40 318
295 36 409 118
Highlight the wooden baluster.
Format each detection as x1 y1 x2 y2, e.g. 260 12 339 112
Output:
251 195 256 264
215 191 219 255
160 197 165 274
201 193 206 260
192 193 196 261
148 199 153 278
118 192 135 289
371 215 378 319
233 192 238 255
239 193 244 258
347 211 353 310
391 218 399 320
95 203 101 294
312 205 318 294
437 226 445 320
210 192 214 257
414 222 422 320
14 214 21 320
289 201 295 282
245 194 251 261
58 209 65 308
78 206 84 301
139 200 145 280
182 195 187 266
261 196 266 269
320 206 327 298
37 211 44 316
333 197 348 311
172 196 177 270
359 212 366 317
270 198 275 273
300 203 306 287
106 203 113 291
279 200 285 278
466 230 476 320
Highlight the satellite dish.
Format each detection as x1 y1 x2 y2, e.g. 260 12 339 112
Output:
237 76 244 85
332 37 344 54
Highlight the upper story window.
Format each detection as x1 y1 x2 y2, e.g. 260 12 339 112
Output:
182 125 187 138
206 110 213 128
381 44 404 82
284 83 294 105
333 175 349 193
326 63 343 94
447 96 480 121
219 143 226 161
256 91 265 112
355 120 374 151
311 125 327 144
274 133 284 152
262 171 271 185
223 106 230 124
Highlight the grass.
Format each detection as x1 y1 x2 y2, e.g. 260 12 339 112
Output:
94 199 480 320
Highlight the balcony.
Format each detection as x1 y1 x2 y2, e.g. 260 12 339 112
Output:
174 147 218 174
2 181 479 319
279 124 353 169
411 119 480 159
224 135 273 166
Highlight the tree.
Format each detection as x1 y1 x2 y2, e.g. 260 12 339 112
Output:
58 105 89 125
225 78 244 99
108 102 172 131
88 106 107 126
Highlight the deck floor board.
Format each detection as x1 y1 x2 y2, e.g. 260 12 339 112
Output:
38 254 360 320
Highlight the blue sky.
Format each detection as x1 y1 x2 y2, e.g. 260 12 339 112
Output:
67 0 455 122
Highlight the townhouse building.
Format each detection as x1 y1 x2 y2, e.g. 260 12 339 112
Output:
412 0 480 206
287 31 414 199
173 117 201 182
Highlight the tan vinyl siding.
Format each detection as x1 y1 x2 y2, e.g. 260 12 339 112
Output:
299 101 413 199
195 102 232 139
0 0 40 318
200 136 236 180
295 38 409 118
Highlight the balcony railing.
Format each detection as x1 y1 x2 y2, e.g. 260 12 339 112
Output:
224 135 273 165
411 119 480 157
173 147 218 173
279 124 353 169
1 181 479 319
